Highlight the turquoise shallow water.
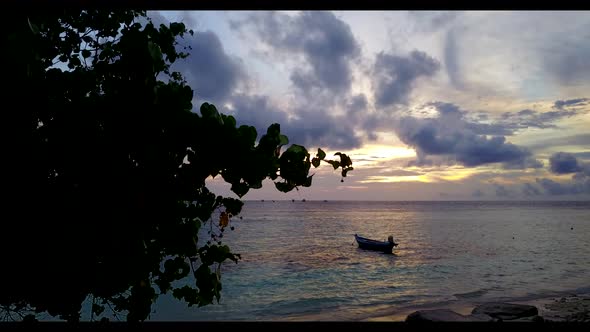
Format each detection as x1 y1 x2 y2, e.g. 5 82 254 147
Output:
146 200 590 321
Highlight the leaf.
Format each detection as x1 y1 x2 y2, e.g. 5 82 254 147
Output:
222 197 244 216
92 304 105 316
285 144 307 156
317 148 326 160
266 123 281 137
200 103 221 122
279 134 289 146
238 125 257 146
311 157 320 168
147 41 163 62
275 181 295 193
339 153 353 168
230 182 249 198
169 22 185 35
81 49 91 58
303 175 313 187
326 160 340 170
248 180 263 189
71 56 81 65
224 115 236 128
27 18 39 35
342 166 354 178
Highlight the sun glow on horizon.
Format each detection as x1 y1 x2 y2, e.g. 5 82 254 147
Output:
344 144 417 167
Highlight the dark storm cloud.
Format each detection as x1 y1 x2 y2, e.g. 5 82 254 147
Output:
227 94 362 150
344 94 387 141
282 108 362 150
372 50 440 108
232 11 360 96
147 12 246 103
345 94 368 115
394 102 542 169
227 94 288 133
529 153 590 196
549 152 583 174
173 31 247 102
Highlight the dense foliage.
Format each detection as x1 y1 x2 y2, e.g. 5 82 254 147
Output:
2 10 353 322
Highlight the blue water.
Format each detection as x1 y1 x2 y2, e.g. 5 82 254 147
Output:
147 200 590 321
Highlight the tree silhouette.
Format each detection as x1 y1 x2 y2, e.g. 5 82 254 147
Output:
2 10 353 322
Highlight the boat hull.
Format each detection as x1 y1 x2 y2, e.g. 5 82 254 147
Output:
354 234 395 254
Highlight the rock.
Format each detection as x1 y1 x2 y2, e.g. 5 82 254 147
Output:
471 302 538 320
464 313 498 322
406 309 472 322
509 315 545 322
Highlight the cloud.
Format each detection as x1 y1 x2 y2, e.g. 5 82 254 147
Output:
443 28 464 90
529 153 590 196
232 11 360 96
377 169 423 177
549 152 583 174
226 94 288 132
283 106 363 150
522 183 541 196
499 109 576 130
495 185 514 197
472 189 485 197
545 34 590 85
527 134 590 152
372 50 440 108
227 94 362 150
553 98 590 110
408 11 459 32
172 30 247 103
345 94 368 115
394 102 542 169
151 12 363 151
573 152 590 160
535 177 590 195
146 12 247 104
476 99 590 136
456 98 590 138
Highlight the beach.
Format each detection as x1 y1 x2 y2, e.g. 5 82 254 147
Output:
363 293 590 322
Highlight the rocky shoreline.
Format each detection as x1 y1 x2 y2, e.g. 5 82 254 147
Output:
402 294 590 322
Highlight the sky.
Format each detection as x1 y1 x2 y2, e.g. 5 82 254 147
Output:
150 11 590 201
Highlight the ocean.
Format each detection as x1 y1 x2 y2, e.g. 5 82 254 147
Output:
148 200 590 321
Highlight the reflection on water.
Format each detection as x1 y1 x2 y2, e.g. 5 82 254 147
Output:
151 201 590 321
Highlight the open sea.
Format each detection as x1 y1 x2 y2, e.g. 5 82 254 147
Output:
147 200 590 321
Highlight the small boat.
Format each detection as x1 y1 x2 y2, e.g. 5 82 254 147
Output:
354 234 398 254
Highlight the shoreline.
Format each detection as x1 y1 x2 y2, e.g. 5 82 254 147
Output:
276 288 590 322
363 293 590 322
